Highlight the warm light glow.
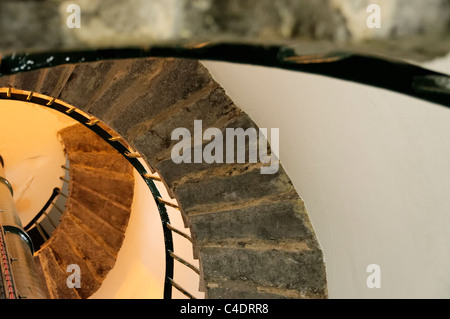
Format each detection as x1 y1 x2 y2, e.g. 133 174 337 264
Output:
0 98 75 224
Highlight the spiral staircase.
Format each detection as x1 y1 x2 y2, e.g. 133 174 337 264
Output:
0 57 327 299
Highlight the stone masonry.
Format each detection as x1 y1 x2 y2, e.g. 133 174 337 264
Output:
34 124 134 299
0 58 327 299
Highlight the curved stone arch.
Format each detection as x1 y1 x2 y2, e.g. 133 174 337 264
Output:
0 57 327 299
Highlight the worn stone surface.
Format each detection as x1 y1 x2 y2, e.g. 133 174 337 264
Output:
57 215 116 280
34 123 135 299
67 199 125 252
70 165 134 207
204 278 325 299
35 248 80 299
68 151 131 174
108 59 213 138
59 124 116 153
0 0 62 53
13 69 43 92
7 58 327 299
85 58 164 120
67 199 124 252
58 61 116 108
153 113 265 190
189 200 315 244
40 65 75 98
1 0 450 61
0 74 14 88
133 86 241 167
70 182 131 232
199 246 327 296
174 167 296 213
47 231 101 299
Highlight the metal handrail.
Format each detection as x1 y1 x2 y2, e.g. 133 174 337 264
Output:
0 89 198 299
168 250 200 275
167 277 197 299
24 187 61 232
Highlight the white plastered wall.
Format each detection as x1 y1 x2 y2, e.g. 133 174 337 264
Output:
202 54 450 298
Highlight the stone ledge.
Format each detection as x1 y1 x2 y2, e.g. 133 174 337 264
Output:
205 278 325 299
199 246 327 296
174 167 296 214
34 249 79 299
10 57 327 299
189 200 315 244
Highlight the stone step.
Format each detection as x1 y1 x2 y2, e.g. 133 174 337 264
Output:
131 85 240 167
0 74 14 88
66 151 133 175
56 215 117 281
100 59 214 140
59 124 118 154
70 164 134 208
11 69 44 92
152 113 263 191
189 200 317 245
39 65 75 98
204 278 321 299
65 199 125 254
0 65 74 99
58 61 119 109
41 231 101 299
36 122 135 299
198 245 327 299
34 249 79 299
173 166 296 215
69 181 131 233
85 58 166 121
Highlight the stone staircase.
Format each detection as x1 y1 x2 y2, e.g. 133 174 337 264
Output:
33 124 134 299
0 57 327 299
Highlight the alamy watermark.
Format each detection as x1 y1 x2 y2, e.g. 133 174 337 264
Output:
66 264 81 289
366 264 381 289
66 4 81 29
171 120 279 175
367 4 381 29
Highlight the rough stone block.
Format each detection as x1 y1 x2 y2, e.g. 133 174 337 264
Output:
35 249 80 299
109 59 213 138
70 182 131 232
67 199 125 253
33 256 51 299
39 65 74 98
190 200 314 243
87 58 164 120
67 151 132 175
13 69 43 92
58 61 116 108
70 165 134 208
199 247 327 296
0 75 13 88
47 232 101 299
175 166 294 213
0 1 62 53
57 216 116 280
132 86 241 165
205 279 292 299
59 124 116 153
152 113 264 189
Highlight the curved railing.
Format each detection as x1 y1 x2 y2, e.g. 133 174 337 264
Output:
0 88 199 299
24 187 63 248
24 162 70 251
